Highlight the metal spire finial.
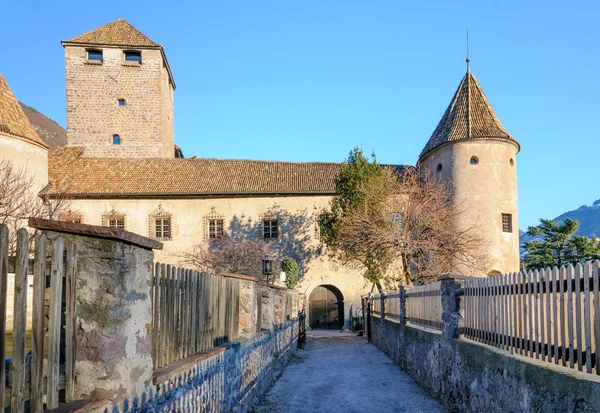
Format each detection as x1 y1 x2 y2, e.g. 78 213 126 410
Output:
466 29 471 72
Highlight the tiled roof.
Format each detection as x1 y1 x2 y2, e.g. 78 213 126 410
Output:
419 70 519 161
45 147 350 197
63 19 158 47
0 74 48 149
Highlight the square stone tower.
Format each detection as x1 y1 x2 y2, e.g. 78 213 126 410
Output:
62 19 175 158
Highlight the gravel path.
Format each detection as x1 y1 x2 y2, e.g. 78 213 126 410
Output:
256 332 443 413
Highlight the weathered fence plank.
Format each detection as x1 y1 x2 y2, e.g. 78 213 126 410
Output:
11 228 29 412
65 242 78 402
0 225 8 413
31 234 47 413
47 235 64 409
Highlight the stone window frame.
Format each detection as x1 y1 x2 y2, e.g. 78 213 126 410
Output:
204 207 225 242
501 213 513 233
60 210 84 224
102 209 127 230
123 50 142 66
149 204 172 241
85 48 103 64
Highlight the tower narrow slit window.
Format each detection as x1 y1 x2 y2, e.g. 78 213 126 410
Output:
117 98 126 106
263 219 279 239
112 134 121 145
502 213 513 233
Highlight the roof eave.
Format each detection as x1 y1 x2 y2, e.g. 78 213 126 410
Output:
44 190 337 199
418 137 521 163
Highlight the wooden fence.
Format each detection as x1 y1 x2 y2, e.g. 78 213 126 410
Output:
369 283 442 330
0 224 77 412
406 282 442 330
152 264 241 369
464 261 600 374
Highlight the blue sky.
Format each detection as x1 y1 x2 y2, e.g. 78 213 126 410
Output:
1 0 598 230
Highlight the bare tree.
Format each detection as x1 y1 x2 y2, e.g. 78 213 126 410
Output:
176 236 273 280
324 166 487 288
0 158 70 253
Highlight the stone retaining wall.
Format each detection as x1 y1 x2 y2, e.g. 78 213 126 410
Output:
86 320 299 413
370 316 600 412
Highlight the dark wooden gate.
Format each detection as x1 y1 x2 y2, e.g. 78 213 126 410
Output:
309 285 344 329
298 309 306 348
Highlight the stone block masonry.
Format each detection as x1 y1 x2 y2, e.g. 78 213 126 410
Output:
368 276 600 413
64 45 174 158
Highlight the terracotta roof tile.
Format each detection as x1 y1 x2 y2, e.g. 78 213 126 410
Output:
419 71 519 161
63 19 158 48
0 74 48 149
46 147 351 197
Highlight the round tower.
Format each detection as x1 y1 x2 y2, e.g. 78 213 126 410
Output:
418 63 520 275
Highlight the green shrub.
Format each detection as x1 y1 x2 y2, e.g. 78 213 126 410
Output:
281 257 300 289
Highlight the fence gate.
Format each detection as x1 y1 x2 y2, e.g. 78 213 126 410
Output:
298 309 306 348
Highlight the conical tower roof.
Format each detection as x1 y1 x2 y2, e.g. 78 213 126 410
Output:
419 69 519 161
63 19 158 48
0 74 48 149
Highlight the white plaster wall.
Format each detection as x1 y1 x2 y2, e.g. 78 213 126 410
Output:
420 140 520 275
67 195 371 326
0 133 48 193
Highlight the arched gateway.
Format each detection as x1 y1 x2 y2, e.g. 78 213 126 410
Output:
309 285 344 330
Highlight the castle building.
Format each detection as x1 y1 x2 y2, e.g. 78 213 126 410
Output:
0 74 49 193
1 19 521 329
418 61 520 275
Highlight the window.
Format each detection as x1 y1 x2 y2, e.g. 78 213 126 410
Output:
208 219 224 240
149 204 172 241
102 210 126 230
87 49 103 62
510 158 515 167
112 134 121 145
60 210 83 224
117 98 126 106
470 156 479 165
502 213 513 233
154 218 171 239
124 50 142 64
263 219 279 239
437 163 442 172
388 213 402 228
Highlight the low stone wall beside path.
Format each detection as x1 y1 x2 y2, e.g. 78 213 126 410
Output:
368 276 600 413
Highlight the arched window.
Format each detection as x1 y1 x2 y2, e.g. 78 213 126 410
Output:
112 134 121 145
470 156 479 165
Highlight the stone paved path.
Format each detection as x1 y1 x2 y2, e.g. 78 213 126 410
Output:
256 332 443 413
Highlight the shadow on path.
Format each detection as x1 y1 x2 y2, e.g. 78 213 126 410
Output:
256 333 442 413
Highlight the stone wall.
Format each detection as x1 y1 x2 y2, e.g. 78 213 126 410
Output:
369 304 600 412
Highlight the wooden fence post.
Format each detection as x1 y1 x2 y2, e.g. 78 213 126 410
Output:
0 225 8 413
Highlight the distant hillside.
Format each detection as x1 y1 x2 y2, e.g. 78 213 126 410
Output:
521 199 600 244
19 102 67 150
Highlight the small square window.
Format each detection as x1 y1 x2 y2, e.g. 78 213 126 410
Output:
263 219 279 239
124 50 142 64
502 213 513 233
208 219 224 240
155 218 171 240
87 49 103 62
112 134 121 145
108 218 125 230
388 213 402 228
117 98 126 106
